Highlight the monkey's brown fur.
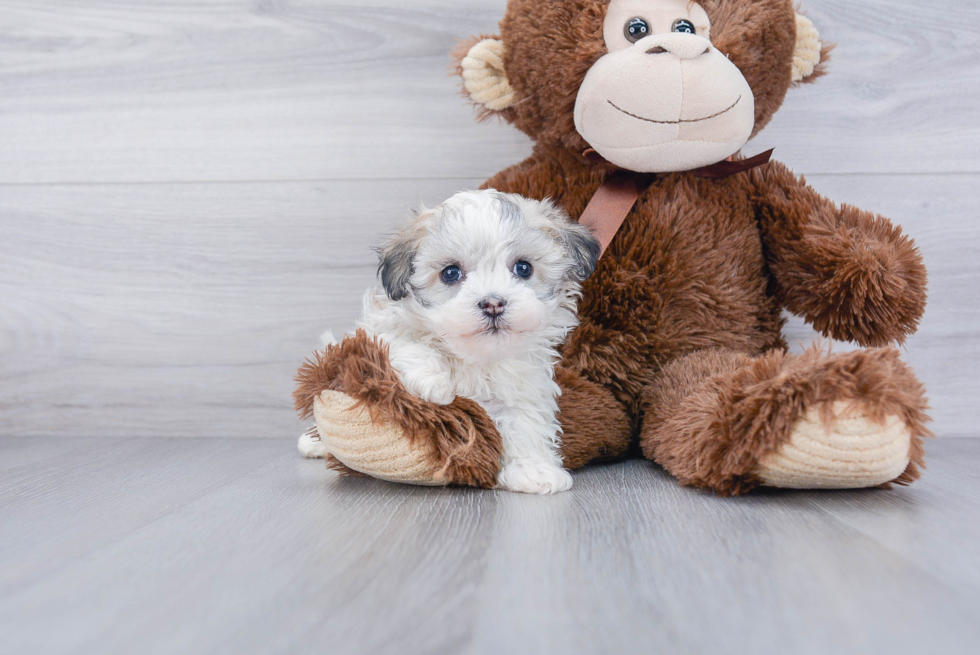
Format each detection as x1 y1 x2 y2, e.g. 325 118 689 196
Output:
296 0 930 494
638 345 929 495
295 331 503 488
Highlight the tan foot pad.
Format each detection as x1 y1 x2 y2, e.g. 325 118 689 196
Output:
313 391 446 486
757 401 912 490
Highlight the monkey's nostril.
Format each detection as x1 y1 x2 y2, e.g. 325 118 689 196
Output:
648 45 710 58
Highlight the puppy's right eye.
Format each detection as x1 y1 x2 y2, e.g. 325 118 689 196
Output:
440 265 463 284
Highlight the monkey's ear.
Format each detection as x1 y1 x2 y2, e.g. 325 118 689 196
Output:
458 38 517 112
792 13 831 84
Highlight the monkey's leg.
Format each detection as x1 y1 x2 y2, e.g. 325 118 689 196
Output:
296 328 632 485
638 346 931 496
553 366 633 470
295 330 503 488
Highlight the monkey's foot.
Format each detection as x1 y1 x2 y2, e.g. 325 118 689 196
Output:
312 391 447 486
756 401 913 489
294 330 503 488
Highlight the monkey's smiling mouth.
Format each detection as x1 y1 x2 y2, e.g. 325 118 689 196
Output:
608 96 741 125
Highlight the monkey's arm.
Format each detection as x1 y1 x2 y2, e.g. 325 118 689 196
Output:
752 160 927 347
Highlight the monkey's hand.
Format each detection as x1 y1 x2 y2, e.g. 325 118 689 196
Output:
753 162 927 347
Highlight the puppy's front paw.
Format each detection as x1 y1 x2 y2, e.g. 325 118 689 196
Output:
297 427 329 459
498 459 573 495
400 369 456 406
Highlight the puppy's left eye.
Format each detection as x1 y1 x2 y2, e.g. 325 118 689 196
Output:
672 19 696 34
441 265 463 284
513 261 533 279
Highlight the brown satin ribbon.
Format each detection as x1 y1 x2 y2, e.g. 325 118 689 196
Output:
690 148 774 179
578 148 774 256
577 171 644 258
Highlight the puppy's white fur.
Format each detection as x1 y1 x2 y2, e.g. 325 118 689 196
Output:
315 190 598 495
297 426 330 459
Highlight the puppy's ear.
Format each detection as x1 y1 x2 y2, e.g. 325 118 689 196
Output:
559 223 601 281
514 194 602 282
376 220 425 301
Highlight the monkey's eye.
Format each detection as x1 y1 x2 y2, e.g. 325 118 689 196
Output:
441 265 463 284
513 261 533 279
624 17 650 43
672 19 696 34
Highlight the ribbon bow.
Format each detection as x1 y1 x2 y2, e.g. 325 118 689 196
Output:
578 149 774 257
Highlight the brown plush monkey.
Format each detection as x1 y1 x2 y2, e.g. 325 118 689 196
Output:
296 0 930 495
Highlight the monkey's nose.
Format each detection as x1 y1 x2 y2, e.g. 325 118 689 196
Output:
478 297 507 317
641 34 711 60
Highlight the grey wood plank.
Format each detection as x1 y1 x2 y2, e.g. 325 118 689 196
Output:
0 437 977 654
751 0 980 175
0 178 483 439
0 436 120 473
1 174 976 439
466 461 979 655
0 0 528 184
0 440 501 655
802 438 980 605
0 0 977 184
0 437 286 593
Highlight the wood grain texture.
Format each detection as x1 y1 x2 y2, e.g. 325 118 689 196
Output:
0 0 525 184
0 437 978 654
2 175 976 438
0 178 482 438
0 2 977 438
0 0 978 185
2 3 977 653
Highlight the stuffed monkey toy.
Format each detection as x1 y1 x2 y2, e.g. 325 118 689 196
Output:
295 0 930 495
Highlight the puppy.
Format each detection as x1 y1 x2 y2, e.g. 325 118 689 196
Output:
303 190 599 494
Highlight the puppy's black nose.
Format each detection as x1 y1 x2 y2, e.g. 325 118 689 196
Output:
478 296 507 317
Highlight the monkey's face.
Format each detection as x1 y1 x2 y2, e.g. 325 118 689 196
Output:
573 0 756 172
458 0 826 173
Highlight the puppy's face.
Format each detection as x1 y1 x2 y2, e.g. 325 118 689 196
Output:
378 191 599 362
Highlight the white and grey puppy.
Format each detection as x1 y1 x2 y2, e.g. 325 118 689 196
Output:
318 190 598 494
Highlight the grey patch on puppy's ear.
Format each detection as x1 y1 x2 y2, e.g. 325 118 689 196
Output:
560 223 601 282
376 218 425 301
494 193 526 227
514 193 602 282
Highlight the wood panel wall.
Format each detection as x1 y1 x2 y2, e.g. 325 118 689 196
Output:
1 0 977 438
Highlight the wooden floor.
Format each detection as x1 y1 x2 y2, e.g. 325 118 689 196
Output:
2 1 979 652
1 437 978 654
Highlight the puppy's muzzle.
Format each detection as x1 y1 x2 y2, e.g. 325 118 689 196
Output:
478 296 507 319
